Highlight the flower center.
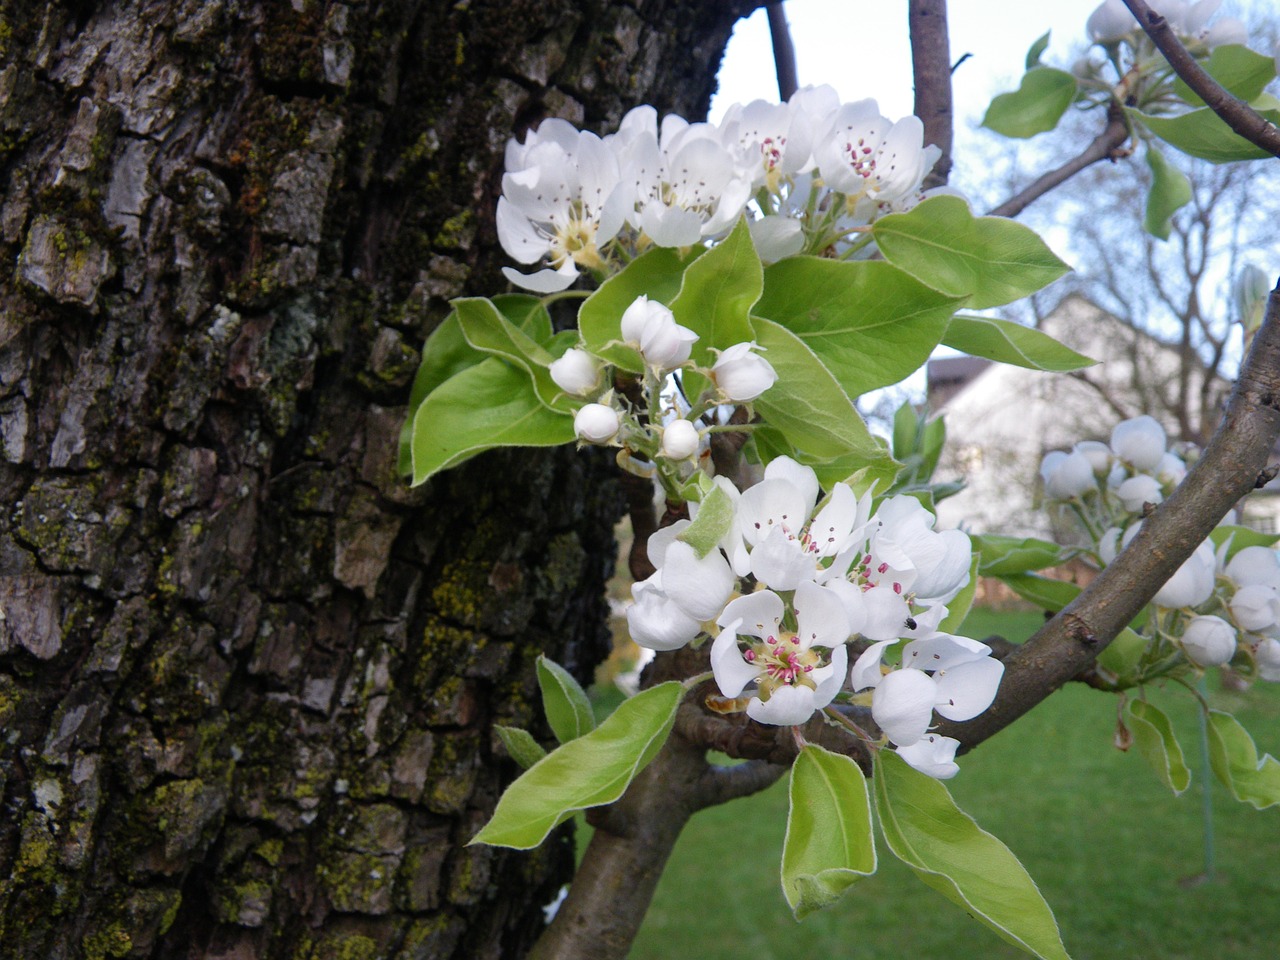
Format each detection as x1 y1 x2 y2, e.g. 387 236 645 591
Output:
745 631 821 696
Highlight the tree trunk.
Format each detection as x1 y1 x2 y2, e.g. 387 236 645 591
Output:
0 1 751 956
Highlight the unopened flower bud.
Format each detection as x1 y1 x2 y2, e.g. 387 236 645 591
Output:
1087 0 1137 43
1040 450 1096 500
1111 415 1167 472
1181 615 1237 667
620 296 697 370
711 342 778 402
1117 474 1162 513
550 348 602 396
1254 637 1280 682
660 419 700 460
574 403 620 444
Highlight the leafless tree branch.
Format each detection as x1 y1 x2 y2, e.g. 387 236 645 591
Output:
910 0 955 187
767 3 798 100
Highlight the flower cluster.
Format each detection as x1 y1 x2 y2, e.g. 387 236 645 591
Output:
1041 414 1280 685
1086 0 1247 49
627 456 1002 778
497 88 945 291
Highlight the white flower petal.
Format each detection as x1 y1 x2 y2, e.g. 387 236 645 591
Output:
896 734 961 780
933 656 1004 722
872 668 937 746
716 590 784 639
711 621 765 698
794 580 851 649
747 683 818 726
663 541 735 622
849 639 896 691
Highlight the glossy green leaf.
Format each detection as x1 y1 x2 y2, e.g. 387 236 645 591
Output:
537 655 596 744
875 750 1072 960
749 316 899 475
1143 147 1192 241
940 553 981 635
982 67 1078 138
1025 31 1051 69
1094 627 1148 688
495 725 547 770
1130 106 1278 163
1173 44 1277 107
1209 524 1280 559
1000 573 1081 612
756 258 961 398
750 426 901 494
782 744 877 920
578 247 702 371
410 357 574 485
677 482 735 559
943 315 1095 371
973 535 1068 577
1207 710 1280 810
1125 699 1190 795
671 217 761 371
472 682 684 849
455 298 574 412
873 196 1070 309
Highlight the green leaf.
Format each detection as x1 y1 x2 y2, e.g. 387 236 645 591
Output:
972 535 1068 577
495 725 547 770
1173 44 1277 107
1209 524 1280 559
455 298 574 412
782 744 877 920
982 67 1078 138
919 415 946 481
1125 699 1191 795
1143 147 1192 241
1095 627 1148 688
537 655 596 744
1130 106 1278 163
940 553 981 635
873 196 1070 309
1207 710 1280 810
892 401 919 462
1000 573 1081 612
756 257 961 398
472 682 684 849
874 750 1072 960
671 217 761 369
1025 31 1051 69
410 357 574 485
944 315 1095 371
749 315 899 475
750 426 901 494
677 482 735 559
578 247 702 371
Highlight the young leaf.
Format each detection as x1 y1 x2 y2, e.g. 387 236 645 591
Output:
873 196 1070 309
999 573 1081 612
892 401 919 462
982 67 1078 139
495 725 548 770
919 415 946 481
756 258 961 398
578 247 701 371
1172 44 1277 107
1094 627 1148 688
874 750 1072 960
1208 524 1280 559
537 655 596 744
410 357 574 485
670 217 762 370
940 553 981 636
1025 31 1051 69
782 744 877 920
943 315 1095 372
1143 147 1192 241
472 681 684 849
749 316 899 474
1130 106 1278 164
455 297 573 412
1125 699 1191 795
972 535 1068 577
676 482 735 559
1207 710 1280 810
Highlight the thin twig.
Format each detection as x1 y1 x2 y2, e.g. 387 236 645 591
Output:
1121 0 1280 159
766 4 798 101
987 102 1131 218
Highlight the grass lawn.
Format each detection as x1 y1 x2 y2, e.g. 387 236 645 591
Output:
617 608 1280 960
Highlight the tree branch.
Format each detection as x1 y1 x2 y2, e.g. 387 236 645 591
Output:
987 103 1131 218
1121 0 1280 159
909 0 955 187
937 278 1280 749
766 3 798 100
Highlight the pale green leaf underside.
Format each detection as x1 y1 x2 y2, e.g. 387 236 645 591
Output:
1131 106 1278 164
495 725 547 770
1207 710 1280 810
1143 147 1192 241
944 315 1095 372
982 66 1077 138
537 655 596 744
1126 699 1191 795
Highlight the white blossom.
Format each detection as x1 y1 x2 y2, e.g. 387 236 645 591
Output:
573 403 620 444
1040 449 1097 500
1110 415 1167 473
619 296 698 371
710 342 778 402
660 419 701 461
1180 615 1237 667
549 348 602 396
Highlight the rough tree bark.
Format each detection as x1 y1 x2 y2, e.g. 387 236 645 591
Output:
0 1 754 956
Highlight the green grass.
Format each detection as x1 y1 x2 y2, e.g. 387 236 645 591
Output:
621 609 1280 960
